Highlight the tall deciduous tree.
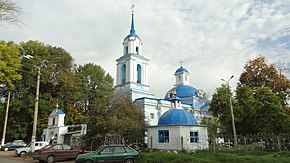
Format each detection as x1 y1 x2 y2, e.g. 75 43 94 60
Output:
0 40 21 89
209 84 232 134
235 86 290 134
75 63 114 114
239 57 290 106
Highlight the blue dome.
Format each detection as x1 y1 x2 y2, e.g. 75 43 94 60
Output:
55 109 65 114
164 85 199 99
175 67 189 73
158 109 198 126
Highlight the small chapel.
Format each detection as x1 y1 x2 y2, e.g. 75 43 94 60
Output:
114 6 210 150
42 105 87 147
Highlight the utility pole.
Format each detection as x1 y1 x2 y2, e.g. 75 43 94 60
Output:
31 66 40 152
1 90 11 146
221 75 238 145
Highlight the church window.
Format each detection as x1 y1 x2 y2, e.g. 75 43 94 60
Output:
190 131 199 143
150 113 154 119
185 76 187 81
136 47 139 55
121 64 126 84
125 46 128 55
52 117 55 125
158 130 169 143
137 64 141 84
178 76 181 81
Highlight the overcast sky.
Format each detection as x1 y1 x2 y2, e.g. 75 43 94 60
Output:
1 0 290 98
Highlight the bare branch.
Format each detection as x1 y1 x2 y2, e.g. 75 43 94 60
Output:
0 0 23 25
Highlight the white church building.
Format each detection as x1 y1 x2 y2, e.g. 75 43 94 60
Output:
114 8 210 151
114 11 211 125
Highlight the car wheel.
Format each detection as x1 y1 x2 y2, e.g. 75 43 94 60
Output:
84 160 93 163
20 151 27 157
124 158 134 163
46 155 55 163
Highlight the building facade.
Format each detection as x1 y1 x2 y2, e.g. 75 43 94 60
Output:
114 11 211 127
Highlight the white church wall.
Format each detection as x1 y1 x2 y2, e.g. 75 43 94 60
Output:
180 126 209 151
148 126 182 151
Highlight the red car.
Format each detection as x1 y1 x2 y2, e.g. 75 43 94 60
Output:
32 143 85 163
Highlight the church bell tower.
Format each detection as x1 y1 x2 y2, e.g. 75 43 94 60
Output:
115 5 154 101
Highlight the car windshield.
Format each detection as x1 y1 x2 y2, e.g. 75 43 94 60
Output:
42 145 52 149
26 142 32 147
4 142 11 146
95 146 105 153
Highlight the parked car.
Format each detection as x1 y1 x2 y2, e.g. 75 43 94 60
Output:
1 140 26 151
75 144 139 163
15 141 49 157
32 143 85 163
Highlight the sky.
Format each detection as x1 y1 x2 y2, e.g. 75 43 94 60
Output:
1 0 290 98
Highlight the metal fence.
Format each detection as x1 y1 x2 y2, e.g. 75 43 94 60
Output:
209 133 290 152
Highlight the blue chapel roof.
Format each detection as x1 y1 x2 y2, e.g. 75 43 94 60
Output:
175 66 189 73
158 109 199 126
55 109 65 114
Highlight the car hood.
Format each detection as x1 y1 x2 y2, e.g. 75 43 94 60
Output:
78 152 96 159
16 147 30 151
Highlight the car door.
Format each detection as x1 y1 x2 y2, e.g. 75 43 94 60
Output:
51 144 65 161
62 144 77 159
113 146 127 163
97 147 114 163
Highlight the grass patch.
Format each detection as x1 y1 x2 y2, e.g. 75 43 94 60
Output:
140 150 290 163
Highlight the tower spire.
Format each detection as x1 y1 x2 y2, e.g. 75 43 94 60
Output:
130 4 135 34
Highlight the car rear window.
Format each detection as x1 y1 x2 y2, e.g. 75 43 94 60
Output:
124 147 133 152
114 147 126 153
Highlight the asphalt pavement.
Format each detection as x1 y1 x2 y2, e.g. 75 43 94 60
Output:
0 151 74 163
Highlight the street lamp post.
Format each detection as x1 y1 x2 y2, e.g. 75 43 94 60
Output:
1 90 11 146
31 66 40 153
221 75 238 145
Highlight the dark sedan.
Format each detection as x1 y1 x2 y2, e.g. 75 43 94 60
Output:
75 144 139 163
0 141 26 151
33 143 85 163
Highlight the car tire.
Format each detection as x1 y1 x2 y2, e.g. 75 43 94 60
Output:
124 158 134 163
84 160 93 163
46 155 55 163
20 151 26 157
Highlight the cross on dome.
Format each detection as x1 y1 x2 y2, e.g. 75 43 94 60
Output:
130 4 135 14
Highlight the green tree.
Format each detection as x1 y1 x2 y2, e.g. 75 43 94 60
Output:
85 95 145 148
75 63 114 114
209 84 232 133
235 86 290 134
0 40 21 89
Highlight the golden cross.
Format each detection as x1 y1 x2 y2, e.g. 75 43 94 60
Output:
130 4 135 14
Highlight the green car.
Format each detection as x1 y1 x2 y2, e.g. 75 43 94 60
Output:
75 145 139 163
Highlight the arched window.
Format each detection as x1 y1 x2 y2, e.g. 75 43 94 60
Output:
121 64 126 84
136 47 139 55
125 46 128 55
137 64 141 84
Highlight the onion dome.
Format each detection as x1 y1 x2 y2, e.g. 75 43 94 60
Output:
164 85 199 99
175 66 189 73
158 109 198 126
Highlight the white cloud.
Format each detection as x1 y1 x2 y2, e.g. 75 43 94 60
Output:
1 0 289 98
